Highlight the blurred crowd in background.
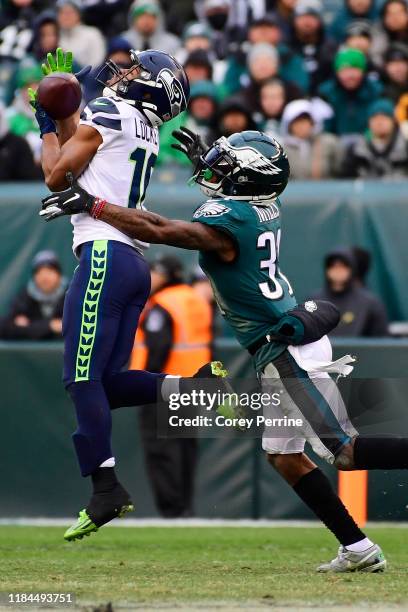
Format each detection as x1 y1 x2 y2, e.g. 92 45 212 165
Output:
1 0 408 180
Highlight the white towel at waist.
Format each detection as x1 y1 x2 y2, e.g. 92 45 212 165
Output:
287 335 356 379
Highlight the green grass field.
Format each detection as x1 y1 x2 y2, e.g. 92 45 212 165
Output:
2 526 408 609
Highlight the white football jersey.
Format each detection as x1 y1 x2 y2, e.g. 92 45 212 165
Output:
71 95 159 254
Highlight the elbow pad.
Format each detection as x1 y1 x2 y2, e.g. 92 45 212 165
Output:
269 300 340 346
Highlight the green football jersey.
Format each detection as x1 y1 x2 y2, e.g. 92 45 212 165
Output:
192 197 297 366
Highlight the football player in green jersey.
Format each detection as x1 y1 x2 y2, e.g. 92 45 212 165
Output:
42 129 408 572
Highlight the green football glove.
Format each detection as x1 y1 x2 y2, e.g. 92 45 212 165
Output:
41 47 73 75
41 47 91 82
27 86 37 110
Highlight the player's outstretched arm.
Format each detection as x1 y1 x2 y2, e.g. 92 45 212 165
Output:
99 203 235 259
41 186 236 261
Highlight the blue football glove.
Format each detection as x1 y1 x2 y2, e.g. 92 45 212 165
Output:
27 88 57 138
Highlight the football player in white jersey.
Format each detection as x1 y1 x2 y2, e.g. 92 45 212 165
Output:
32 48 206 541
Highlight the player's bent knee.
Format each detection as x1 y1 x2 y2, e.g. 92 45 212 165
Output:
267 452 316 485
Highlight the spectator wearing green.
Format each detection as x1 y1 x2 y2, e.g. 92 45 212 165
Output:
318 47 383 137
157 80 218 166
6 64 43 165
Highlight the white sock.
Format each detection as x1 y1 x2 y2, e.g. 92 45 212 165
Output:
346 537 374 553
160 375 181 401
99 457 115 468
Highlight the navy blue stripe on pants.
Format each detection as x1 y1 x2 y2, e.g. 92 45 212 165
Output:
272 350 351 458
63 240 162 476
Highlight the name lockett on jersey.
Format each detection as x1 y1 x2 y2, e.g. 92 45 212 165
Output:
134 116 158 146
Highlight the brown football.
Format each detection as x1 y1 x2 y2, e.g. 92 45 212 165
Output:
37 72 82 120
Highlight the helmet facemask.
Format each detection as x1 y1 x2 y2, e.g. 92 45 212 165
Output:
96 50 152 100
192 135 287 201
192 138 237 198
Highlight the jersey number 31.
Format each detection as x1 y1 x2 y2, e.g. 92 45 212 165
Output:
257 230 294 300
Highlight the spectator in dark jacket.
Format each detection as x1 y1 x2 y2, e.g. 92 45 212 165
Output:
81 0 128 37
29 10 59 62
0 251 68 340
329 0 379 43
0 101 41 181
311 247 389 337
342 98 408 178
318 47 383 139
382 43 408 103
290 0 337 94
184 49 213 85
269 0 297 42
200 0 246 59
216 96 257 138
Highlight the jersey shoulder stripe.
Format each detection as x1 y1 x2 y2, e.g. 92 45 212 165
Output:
92 116 122 131
81 97 126 132
88 97 120 115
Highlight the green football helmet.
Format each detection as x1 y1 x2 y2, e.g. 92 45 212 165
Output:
193 131 290 201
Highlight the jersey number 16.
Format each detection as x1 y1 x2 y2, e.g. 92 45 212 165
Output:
128 147 158 209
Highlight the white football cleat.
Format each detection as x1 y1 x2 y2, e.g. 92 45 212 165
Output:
317 544 387 573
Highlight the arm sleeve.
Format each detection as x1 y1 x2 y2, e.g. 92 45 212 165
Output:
143 305 174 373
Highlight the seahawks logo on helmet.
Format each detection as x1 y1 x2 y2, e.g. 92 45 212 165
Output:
158 68 186 120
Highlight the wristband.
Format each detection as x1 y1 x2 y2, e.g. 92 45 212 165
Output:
90 197 107 219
